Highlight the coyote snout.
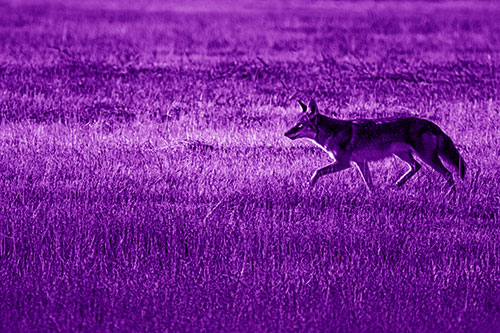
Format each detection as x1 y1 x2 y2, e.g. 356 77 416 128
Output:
285 99 466 192
284 112 317 140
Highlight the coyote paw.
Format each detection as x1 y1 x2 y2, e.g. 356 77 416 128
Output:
310 173 319 187
445 184 457 197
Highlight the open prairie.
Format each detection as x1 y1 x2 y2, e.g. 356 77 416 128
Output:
0 0 499 331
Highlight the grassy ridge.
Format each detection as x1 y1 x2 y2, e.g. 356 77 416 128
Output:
0 1 500 331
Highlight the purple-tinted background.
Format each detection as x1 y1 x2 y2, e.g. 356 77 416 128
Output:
0 0 499 331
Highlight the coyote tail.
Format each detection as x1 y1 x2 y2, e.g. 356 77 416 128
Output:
439 134 466 179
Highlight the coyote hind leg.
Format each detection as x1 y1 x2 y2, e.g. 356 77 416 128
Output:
418 153 455 188
394 152 422 187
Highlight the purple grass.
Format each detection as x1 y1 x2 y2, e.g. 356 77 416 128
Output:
0 1 500 331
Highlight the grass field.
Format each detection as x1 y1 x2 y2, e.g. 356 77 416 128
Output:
0 1 499 331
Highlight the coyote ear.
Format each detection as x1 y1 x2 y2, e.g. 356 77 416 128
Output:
309 99 318 114
298 100 307 113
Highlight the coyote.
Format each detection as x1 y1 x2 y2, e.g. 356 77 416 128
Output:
284 99 466 191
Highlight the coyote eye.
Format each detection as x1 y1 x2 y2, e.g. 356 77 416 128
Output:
297 123 304 128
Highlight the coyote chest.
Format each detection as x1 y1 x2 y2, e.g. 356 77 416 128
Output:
309 139 337 159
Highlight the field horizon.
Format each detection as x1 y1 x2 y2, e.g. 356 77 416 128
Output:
0 1 499 331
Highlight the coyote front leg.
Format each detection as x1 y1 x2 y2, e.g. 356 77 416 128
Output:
354 161 373 192
310 161 350 187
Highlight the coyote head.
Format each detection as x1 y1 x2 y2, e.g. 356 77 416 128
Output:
284 99 319 140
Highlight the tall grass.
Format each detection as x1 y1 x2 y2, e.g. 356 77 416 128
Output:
0 1 499 331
